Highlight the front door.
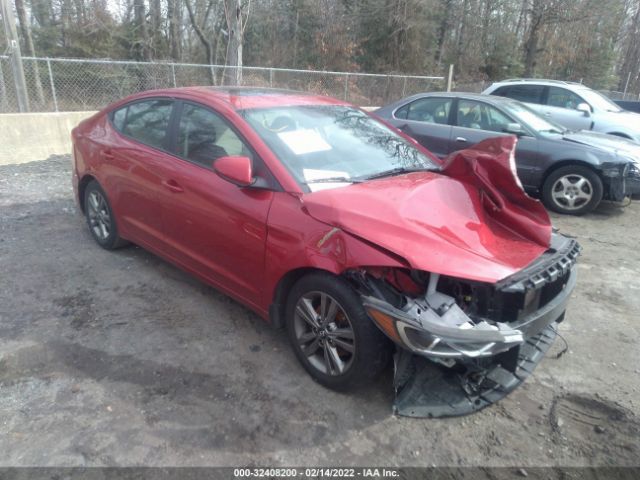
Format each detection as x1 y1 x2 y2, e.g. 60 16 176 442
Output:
156 101 275 306
541 87 593 131
449 98 540 188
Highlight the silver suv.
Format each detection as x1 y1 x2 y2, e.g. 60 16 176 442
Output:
483 79 640 143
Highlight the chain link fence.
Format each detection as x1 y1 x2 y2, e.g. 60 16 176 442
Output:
0 56 445 113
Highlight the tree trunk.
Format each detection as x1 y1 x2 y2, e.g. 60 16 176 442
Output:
223 0 244 85
617 2 640 92
150 0 162 57
31 0 51 27
523 2 544 77
185 0 215 83
435 0 453 67
133 0 151 61
14 0 44 104
293 8 299 68
167 0 182 61
455 0 469 61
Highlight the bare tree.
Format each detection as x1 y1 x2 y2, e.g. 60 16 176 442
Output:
167 0 182 60
185 0 217 82
223 0 250 85
132 0 151 60
14 0 45 104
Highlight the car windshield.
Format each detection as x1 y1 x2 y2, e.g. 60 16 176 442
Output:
240 105 439 191
501 101 567 134
577 88 622 112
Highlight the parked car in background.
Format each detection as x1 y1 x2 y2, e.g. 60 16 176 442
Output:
375 92 639 214
483 79 640 143
72 87 580 417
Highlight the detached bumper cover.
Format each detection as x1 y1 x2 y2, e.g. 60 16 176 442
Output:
393 323 558 418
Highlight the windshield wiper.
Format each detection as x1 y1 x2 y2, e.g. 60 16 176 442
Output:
363 167 425 180
305 176 362 184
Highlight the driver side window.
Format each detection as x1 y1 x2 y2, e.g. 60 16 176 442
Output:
456 100 513 133
547 87 586 111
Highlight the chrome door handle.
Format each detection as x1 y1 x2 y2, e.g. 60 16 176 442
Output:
455 137 467 142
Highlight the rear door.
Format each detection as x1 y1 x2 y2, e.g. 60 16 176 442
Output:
156 101 276 306
540 86 593 131
449 99 540 187
387 97 454 158
105 98 175 248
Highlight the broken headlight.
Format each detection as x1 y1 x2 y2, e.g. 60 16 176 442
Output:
362 273 524 360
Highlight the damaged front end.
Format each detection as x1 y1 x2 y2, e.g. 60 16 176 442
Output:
350 234 580 418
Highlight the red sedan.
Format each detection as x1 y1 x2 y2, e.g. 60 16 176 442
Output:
71 88 579 417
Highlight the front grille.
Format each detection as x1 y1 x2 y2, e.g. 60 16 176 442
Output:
487 240 580 323
488 269 570 323
522 241 580 291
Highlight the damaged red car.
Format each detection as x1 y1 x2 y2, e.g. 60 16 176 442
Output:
71 88 580 417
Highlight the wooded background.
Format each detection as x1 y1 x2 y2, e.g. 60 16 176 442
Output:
2 0 640 94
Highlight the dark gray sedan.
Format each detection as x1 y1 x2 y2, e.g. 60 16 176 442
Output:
375 93 640 215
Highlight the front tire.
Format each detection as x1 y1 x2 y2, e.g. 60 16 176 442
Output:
285 272 392 391
542 165 603 215
84 180 127 250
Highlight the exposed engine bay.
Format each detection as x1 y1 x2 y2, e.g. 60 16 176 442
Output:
347 233 581 417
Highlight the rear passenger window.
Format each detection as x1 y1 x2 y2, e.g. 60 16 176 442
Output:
404 97 452 124
504 85 544 104
176 103 253 168
115 99 173 149
394 104 409 119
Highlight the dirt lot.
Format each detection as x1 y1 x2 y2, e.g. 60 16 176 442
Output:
0 155 639 468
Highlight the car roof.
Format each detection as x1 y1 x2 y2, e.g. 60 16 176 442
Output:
490 79 589 89
120 86 351 111
401 91 522 105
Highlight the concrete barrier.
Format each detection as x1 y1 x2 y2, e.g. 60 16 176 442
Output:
0 107 379 166
0 111 97 165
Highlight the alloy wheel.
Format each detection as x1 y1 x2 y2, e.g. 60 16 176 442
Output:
551 174 593 211
293 291 356 376
87 190 111 241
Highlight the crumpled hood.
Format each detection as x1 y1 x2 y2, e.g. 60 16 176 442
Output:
301 137 552 283
562 130 640 161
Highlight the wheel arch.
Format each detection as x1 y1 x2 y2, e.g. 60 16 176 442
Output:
77 174 98 214
269 267 335 329
539 160 601 191
606 132 633 140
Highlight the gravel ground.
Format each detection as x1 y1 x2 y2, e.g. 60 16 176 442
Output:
0 155 639 468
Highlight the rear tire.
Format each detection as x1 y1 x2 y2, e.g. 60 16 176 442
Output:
542 165 603 215
285 272 392 391
84 180 128 250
